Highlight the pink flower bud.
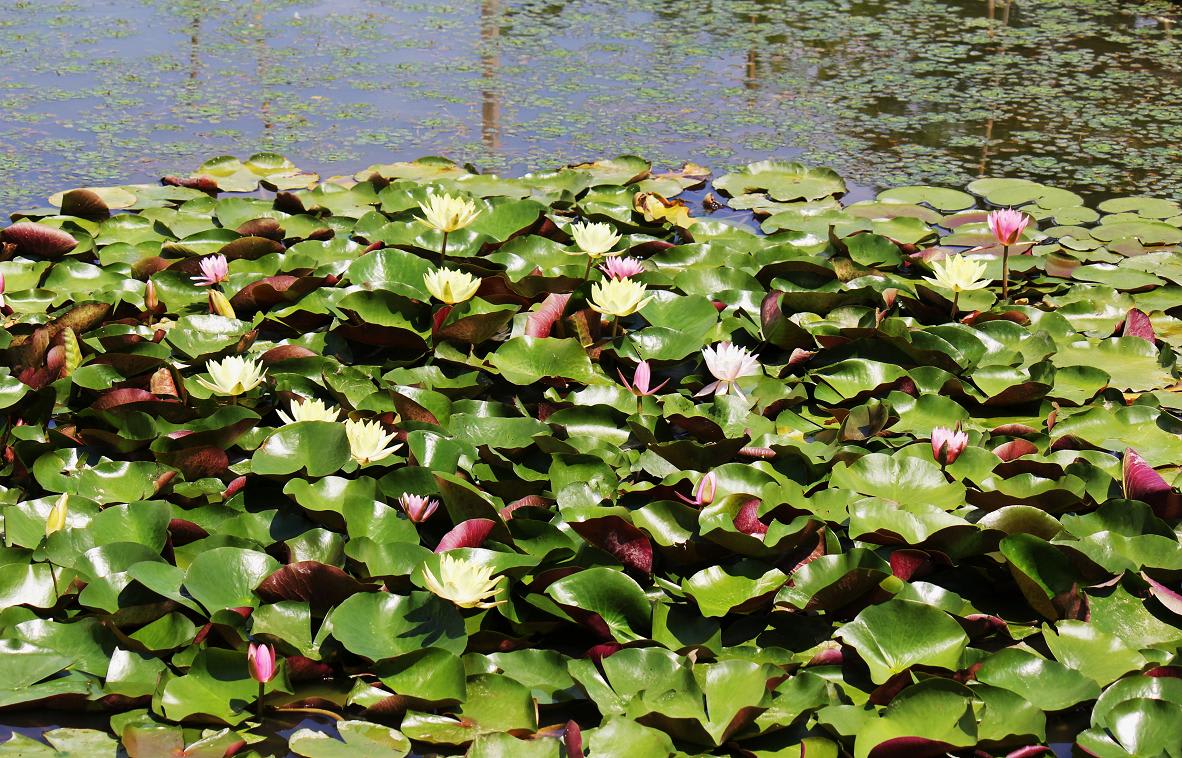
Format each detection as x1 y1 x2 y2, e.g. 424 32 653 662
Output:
617 360 669 397
931 426 969 466
677 471 716 506
247 642 277 683
399 493 440 523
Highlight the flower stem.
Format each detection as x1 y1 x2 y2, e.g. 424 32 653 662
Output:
48 561 59 600
257 681 265 720
582 256 593 285
611 319 621 338
1001 244 1010 303
440 231 449 265
952 290 960 319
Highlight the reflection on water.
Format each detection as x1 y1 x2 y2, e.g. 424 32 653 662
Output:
0 0 1178 211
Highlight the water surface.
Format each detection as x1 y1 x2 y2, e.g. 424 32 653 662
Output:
0 0 1179 210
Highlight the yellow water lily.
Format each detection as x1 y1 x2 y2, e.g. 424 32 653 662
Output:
45 493 69 537
424 268 481 304
924 255 990 293
588 278 652 318
277 397 341 424
195 355 267 397
418 192 481 233
422 554 505 609
568 221 621 257
345 418 402 465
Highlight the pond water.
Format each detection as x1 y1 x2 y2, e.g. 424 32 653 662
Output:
1 0 1180 213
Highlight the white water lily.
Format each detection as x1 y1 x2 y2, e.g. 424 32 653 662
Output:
424 268 481 304
568 221 622 257
195 355 266 397
345 418 402 465
696 342 761 399
418 192 481 232
588 278 652 318
277 397 341 425
422 554 505 609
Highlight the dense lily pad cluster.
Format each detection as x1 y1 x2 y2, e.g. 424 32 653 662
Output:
2 154 1182 757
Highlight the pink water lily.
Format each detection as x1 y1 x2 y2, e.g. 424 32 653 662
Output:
247 642 277 683
192 254 229 287
988 209 1030 303
987 208 1030 246
618 360 668 397
600 256 645 280
696 342 761 399
400 493 440 523
677 471 716 506
931 426 969 466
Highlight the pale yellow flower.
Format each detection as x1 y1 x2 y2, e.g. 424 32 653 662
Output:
277 397 341 425
422 554 505 609
568 221 622 257
924 255 991 294
45 493 69 537
424 268 481 304
195 355 266 396
588 278 652 318
418 193 481 233
345 418 401 465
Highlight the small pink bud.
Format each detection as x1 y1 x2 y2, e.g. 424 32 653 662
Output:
247 642 277 683
399 493 440 523
931 426 969 466
677 471 716 506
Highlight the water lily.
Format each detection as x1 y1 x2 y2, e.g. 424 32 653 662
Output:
987 208 1030 247
399 493 440 523
247 642 277 684
422 553 505 609
345 418 401 465
600 256 645 280
677 471 716 506
988 208 1031 303
196 355 266 397
931 426 969 467
924 254 990 316
424 268 480 304
589 278 652 324
618 360 669 397
277 397 340 424
418 192 481 262
45 493 68 537
419 192 481 233
192 254 228 287
569 221 622 257
696 342 761 399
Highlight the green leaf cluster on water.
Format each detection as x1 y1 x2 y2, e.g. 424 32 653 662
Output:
2 153 1182 756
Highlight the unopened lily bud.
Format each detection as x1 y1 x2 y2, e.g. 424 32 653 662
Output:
208 289 236 318
45 493 69 536
145 279 159 313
